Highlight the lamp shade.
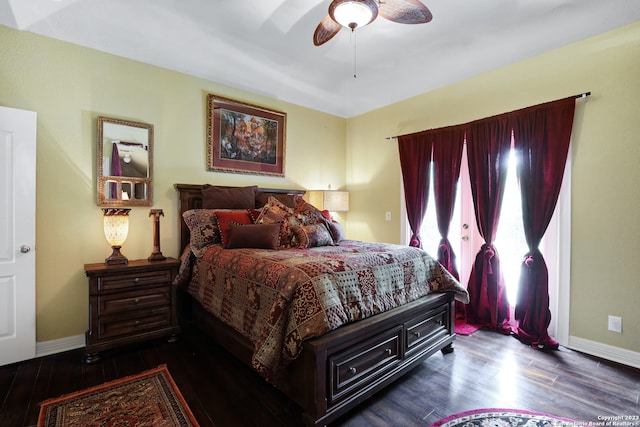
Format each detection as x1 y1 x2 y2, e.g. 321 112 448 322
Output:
103 208 130 265
330 0 378 29
307 190 349 212
103 209 130 245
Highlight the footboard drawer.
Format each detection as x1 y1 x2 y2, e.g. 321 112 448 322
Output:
405 304 450 356
328 326 402 405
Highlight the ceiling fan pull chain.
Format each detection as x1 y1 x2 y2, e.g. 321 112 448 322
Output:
353 28 357 78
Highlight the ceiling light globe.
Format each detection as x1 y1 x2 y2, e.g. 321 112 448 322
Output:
331 0 378 29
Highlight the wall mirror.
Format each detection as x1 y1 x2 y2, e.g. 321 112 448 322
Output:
97 116 153 206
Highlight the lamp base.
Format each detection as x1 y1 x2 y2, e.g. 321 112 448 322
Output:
105 246 128 265
148 251 166 262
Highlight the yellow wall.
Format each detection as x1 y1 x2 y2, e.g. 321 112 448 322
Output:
0 25 347 342
347 22 640 352
2 20 639 355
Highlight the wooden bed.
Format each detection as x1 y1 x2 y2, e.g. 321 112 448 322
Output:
175 183 459 426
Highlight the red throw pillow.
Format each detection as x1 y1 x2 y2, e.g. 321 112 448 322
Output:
214 210 253 247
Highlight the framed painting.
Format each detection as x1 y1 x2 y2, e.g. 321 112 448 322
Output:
207 94 286 176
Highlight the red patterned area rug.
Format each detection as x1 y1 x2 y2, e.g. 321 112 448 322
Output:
430 408 587 427
38 364 199 427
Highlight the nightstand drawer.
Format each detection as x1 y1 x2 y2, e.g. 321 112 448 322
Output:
97 269 173 292
98 287 171 316
99 307 172 340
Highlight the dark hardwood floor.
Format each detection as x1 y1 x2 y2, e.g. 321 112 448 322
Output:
1 326 638 427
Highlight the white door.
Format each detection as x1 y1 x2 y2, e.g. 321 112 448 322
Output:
409 144 482 287
0 106 36 366
457 144 482 288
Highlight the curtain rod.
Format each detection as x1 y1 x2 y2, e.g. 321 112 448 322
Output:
385 91 591 140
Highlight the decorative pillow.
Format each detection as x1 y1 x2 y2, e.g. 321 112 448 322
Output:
182 209 221 257
248 208 263 223
291 223 336 249
256 196 294 223
327 221 346 243
202 185 257 209
256 196 300 248
225 223 281 249
173 245 195 288
294 199 329 225
214 210 253 247
255 191 300 209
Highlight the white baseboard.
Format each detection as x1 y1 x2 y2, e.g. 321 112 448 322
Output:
34 333 639 372
569 335 640 370
36 334 85 358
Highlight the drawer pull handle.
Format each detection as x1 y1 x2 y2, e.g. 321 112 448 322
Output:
134 298 140 304
133 277 140 283
135 320 140 326
414 332 421 338
348 367 357 375
385 348 392 356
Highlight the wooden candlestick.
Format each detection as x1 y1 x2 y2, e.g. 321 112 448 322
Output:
148 209 166 261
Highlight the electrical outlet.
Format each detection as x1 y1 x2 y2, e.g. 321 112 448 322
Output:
608 315 622 333
385 212 392 221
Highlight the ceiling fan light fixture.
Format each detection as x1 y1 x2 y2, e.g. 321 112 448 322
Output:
314 0 432 46
330 0 378 29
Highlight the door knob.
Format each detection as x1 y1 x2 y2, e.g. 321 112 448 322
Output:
20 245 31 253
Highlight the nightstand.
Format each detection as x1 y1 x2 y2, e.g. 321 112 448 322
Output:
84 258 181 363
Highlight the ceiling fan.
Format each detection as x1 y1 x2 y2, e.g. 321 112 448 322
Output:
313 0 433 46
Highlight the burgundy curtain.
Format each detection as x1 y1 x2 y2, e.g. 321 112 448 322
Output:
432 126 465 280
465 116 512 333
110 143 122 199
511 97 575 348
398 133 433 248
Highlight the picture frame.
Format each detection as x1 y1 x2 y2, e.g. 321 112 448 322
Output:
207 94 286 177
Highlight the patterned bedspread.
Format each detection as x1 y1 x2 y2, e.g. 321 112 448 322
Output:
178 240 469 381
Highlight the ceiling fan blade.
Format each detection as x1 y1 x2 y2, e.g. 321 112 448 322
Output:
379 0 433 24
313 15 342 46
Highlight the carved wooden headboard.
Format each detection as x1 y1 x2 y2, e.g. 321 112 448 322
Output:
174 183 306 254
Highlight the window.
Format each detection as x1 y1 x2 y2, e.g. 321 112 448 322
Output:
404 143 571 342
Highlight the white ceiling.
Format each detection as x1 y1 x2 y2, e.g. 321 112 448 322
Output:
2 0 640 117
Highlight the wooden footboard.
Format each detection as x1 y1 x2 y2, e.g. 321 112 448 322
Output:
278 291 455 426
183 289 455 426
